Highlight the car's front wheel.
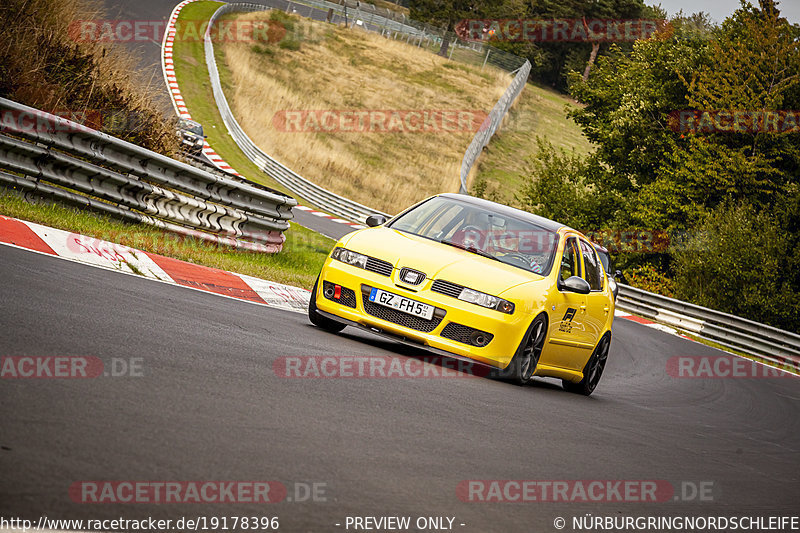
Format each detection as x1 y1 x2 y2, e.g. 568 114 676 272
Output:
563 333 611 396
308 277 346 333
498 313 548 386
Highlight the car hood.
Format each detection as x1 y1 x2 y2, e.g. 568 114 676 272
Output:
343 227 542 294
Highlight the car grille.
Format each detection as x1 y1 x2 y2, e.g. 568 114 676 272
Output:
441 322 494 347
322 281 356 308
430 279 464 299
365 257 393 276
398 267 426 286
362 294 444 333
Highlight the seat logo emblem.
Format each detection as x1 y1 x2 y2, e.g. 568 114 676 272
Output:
399 268 426 285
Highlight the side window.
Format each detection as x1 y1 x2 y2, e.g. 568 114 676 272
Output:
559 238 581 283
580 240 603 291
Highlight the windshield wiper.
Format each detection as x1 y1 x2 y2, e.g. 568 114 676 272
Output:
440 239 502 263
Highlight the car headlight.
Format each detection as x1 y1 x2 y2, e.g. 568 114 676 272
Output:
195 138 204 145
458 288 515 314
331 247 367 269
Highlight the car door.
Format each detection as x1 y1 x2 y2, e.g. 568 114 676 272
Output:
579 238 611 353
543 236 595 371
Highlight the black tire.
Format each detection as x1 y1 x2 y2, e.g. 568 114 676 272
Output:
495 313 548 386
308 277 346 333
563 333 611 396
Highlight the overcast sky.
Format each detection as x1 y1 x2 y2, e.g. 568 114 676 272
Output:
652 0 799 24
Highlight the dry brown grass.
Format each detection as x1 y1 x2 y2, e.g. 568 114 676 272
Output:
0 0 178 154
221 12 511 214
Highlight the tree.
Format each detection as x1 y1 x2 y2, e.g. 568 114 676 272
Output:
677 0 800 205
516 137 618 231
673 202 800 332
568 15 714 230
557 0 800 330
524 0 653 90
409 0 483 57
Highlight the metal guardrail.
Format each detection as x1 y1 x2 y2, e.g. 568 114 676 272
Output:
206 2 388 224
200 3 799 369
288 0 414 32
616 284 800 372
206 3 528 221
0 98 297 252
459 60 530 195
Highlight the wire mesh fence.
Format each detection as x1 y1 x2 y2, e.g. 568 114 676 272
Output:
282 0 528 73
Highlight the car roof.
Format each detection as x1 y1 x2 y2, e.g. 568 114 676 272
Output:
437 193 567 233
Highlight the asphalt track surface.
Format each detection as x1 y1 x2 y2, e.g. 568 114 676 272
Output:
2 244 799 531
3 1 798 530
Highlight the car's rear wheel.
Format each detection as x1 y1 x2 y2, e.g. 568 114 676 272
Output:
498 313 547 385
563 333 611 396
308 277 346 333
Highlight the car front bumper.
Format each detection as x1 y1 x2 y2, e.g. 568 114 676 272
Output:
315 259 534 369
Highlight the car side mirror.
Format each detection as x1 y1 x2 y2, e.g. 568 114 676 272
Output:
561 276 591 294
615 269 622 279
608 277 619 300
366 214 387 227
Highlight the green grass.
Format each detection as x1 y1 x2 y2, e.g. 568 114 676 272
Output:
0 0 336 290
175 2 592 214
170 1 309 204
0 192 333 290
472 83 594 206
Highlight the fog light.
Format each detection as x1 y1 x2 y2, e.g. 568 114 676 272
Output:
470 332 489 347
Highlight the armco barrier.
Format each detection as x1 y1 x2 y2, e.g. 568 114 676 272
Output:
204 2 528 221
617 284 800 372
205 2 389 224
0 98 297 252
459 60 530 194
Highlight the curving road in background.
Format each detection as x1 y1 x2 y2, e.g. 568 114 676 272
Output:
102 0 359 240
0 1 797 531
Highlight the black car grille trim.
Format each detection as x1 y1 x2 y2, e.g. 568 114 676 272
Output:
430 279 465 299
441 322 494 347
365 256 394 277
322 281 357 308
361 294 445 333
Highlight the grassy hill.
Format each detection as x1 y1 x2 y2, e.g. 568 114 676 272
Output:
221 11 512 214
218 10 592 214
471 84 593 206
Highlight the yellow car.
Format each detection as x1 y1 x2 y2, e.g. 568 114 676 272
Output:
309 194 615 395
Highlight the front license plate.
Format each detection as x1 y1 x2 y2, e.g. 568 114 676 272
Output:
369 288 435 320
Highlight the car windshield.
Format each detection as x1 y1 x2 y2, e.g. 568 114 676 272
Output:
179 119 203 135
388 196 558 276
